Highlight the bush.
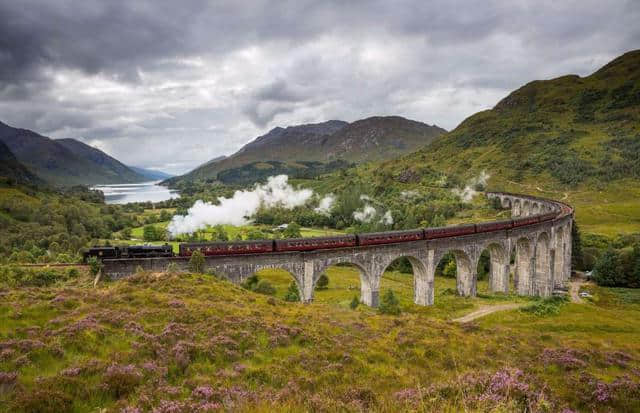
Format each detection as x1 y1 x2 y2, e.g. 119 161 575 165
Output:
242 275 260 290
520 296 568 316
350 295 360 309
316 274 329 290
593 248 622 286
87 257 102 276
188 250 205 273
103 364 143 398
284 281 301 302
254 280 276 295
166 262 179 274
67 268 79 278
443 260 457 278
379 290 401 315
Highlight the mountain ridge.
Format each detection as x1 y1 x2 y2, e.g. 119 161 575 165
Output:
167 116 446 184
0 121 146 186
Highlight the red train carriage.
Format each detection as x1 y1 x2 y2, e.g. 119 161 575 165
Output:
356 229 424 246
538 212 557 222
274 235 356 252
475 219 514 233
179 240 274 256
425 223 476 239
512 215 540 228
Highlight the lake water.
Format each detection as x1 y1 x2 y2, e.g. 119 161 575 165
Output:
92 181 180 204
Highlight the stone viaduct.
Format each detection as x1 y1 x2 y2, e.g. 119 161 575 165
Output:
103 192 573 307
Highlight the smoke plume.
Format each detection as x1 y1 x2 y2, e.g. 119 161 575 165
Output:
452 170 490 202
168 175 313 236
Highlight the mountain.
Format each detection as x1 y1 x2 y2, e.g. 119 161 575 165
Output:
129 166 174 181
0 140 44 186
0 121 146 186
370 49 640 236
167 116 445 184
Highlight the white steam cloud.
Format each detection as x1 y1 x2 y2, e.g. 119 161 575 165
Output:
353 195 394 225
168 175 313 236
452 170 491 203
314 194 335 216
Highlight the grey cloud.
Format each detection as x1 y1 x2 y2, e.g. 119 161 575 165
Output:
0 0 638 174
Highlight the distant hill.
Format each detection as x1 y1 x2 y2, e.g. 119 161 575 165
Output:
167 116 445 184
129 166 173 181
0 140 44 186
0 121 146 186
370 49 640 235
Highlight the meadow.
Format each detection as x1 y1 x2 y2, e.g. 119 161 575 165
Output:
1 265 639 412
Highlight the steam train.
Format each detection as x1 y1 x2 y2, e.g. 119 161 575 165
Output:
83 210 560 262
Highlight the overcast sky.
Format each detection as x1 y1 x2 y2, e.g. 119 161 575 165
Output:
1 1 638 174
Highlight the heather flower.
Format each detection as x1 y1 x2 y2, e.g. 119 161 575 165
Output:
103 364 143 398
152 400 187 413
541 348 587 370
60 366 82 377
192 385 214 400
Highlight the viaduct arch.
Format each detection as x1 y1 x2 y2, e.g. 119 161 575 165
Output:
103 192 573 307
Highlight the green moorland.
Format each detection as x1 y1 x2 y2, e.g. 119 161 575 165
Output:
355 50 640 237
1 266 639 412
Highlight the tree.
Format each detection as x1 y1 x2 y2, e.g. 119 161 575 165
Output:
379 290 401 315
213 225 229 241
284 281 300 302
88 256 102 276
443 259 457 278
350 295 360 309
572 221 584 271
188 250 205 273
592 248 621 286
143 225 158 242
316 274 329 290
283 222 301 238
254 280 276 295
121 228 132 239
242 275 260 290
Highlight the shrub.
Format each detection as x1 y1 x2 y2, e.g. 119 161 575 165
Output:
521 296 568 316
254 280 276 295
103 364 143 398
67 268 79 278
316 274 329 290
379 290 401 315
350 295 360 309
593 248 622 286
242 275 260 291
166 262 179 274
188 250 205 273
443 260 457 278
87 256 102 276
284 281 300 302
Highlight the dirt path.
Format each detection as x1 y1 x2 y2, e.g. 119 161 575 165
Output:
452 303 524 323
569 279 591 303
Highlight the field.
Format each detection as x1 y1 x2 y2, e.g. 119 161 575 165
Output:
1 266 639 412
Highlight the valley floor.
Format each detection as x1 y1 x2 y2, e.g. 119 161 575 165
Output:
1 267 639 412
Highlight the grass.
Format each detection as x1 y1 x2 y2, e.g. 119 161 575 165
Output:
1 268 639 411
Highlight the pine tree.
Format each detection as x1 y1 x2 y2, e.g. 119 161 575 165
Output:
316 274 329 290
379 290 401 315
284 281 301 302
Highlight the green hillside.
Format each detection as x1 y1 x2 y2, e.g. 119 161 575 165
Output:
167 116 446 185
0 121 146 186
371 50 640 236
0 141 43 187
0 268 639 412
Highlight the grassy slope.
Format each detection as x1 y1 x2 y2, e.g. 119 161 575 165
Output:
368 50 640 237
1 269 639 412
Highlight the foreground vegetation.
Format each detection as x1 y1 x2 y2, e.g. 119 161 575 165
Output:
1 265 639 412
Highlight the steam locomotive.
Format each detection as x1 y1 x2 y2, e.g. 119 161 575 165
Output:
83 210 560 262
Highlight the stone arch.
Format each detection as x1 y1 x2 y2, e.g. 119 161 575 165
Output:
246 265 305 302
522 200 531 216
512 237 534 295
379 254 432 306
532 203 540 215
501 197 512 209
534 232 553 297
314 259 375 306
477 242 510 293
513 199 522 217
433 249 476 297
